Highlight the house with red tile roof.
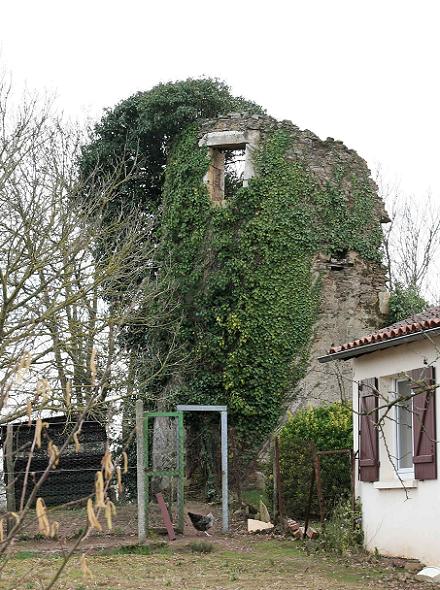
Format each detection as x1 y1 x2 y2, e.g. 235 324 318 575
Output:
319 307 440 566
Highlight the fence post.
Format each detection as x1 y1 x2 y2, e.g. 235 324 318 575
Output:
273 436 285 526
220 409 229 532
136 400 146 543
272 437 277 522
303 464 316 539
5 424 16 534
314 453 326 524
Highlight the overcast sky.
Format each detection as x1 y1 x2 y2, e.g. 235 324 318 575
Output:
1 0 439 202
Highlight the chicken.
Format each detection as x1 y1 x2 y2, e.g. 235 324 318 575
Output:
187 511 215 536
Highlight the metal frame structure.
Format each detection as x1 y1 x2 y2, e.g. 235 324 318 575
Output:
136 401 229 542
176 404 229 532
136 401 185 541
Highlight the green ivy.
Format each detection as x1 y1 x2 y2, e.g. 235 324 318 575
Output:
157 127 383 468
314 170 383 262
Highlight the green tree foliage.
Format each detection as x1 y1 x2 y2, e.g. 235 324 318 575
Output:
388 283 428 324
79 79 264 365
159 131 321 451
79 79 384 487
79 78 263 249
275 403 353 518
157 127 381 476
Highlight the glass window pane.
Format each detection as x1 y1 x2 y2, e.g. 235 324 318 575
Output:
397 380 413 470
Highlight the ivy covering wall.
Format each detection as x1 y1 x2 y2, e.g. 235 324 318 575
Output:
156 125 383 470
78 79 386 494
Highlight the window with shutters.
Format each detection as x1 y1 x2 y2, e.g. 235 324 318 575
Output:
395 379 414 474
358 378 380 482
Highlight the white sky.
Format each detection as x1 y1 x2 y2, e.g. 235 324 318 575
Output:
0 0 439 202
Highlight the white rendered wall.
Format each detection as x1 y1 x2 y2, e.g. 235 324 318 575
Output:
353 336 440 566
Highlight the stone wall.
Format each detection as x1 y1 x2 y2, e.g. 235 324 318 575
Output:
198 113 389 408
294 251 388 408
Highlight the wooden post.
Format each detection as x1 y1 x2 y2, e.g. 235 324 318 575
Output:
303 464 315 539
314 453 326 524
136 400 146 543
155 492 176 541
272 437 278 522
5 424 16 534
273 436 285 526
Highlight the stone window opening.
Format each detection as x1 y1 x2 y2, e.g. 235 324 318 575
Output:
199 130 260 205
224 147 246 199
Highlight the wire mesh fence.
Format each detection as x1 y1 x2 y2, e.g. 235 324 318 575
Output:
141 410 184 533
272 437 355 526
0 404 232 546
0 416 140 541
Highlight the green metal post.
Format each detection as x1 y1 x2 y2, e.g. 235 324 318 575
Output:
143 411 185 535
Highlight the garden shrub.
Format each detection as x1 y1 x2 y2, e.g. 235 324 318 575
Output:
274 402 352 518
387 283 428 324
319 498 363 555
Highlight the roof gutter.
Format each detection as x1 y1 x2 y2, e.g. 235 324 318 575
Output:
318 326 440 364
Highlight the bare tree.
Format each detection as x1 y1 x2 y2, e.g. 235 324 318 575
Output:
0 75 184 588
379 175 440 297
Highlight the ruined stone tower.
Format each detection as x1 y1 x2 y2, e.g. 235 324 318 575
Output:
197 113 389 408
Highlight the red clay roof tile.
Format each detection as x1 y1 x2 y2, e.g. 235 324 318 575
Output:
328 306 440 354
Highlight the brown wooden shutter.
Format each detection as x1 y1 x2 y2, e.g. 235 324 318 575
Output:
410 366 437 480
358 377 379 482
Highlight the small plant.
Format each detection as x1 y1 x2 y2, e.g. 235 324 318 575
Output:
388 284 427 324
13 551 37 560
188 541 214 554
112 525 124 536
319 498 363 555
229 566 241 582
108 544 152 556
70 527 85 539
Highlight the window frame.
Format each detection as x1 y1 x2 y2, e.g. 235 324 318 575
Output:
394 378 415 477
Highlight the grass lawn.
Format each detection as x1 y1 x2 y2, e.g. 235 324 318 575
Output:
0 538 427 590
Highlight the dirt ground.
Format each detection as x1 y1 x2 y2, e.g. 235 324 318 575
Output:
1 502 431 590
0 535 431 590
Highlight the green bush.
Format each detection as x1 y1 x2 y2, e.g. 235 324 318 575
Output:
274 403 352 518
319 498 363 555
388 284 428 324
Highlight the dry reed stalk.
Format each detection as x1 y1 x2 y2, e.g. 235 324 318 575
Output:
80 553 93 580
122 451 128 474
101 448 113 480
86 498 102 531
105 500 116 530
36 498 50 537
95 471 106 508
116 466 123 495
90 347 97 387
47 440 60 468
